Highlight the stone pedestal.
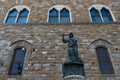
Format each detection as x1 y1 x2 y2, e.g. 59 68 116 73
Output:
62 61 86 80
62 32 86 80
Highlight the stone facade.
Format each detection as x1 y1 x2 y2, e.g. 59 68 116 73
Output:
0 0 120 80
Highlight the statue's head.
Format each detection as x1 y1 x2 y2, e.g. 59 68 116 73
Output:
69 32 74 38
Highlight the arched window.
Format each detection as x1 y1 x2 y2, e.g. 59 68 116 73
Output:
5 9 18 23
96 47 114 74
9 48 26 75
90 8 101 22
101 8 113 22
48 5 71 23
60 8 70 23
89 4 115 22
17 9 29 23
4 5 30 23
49 8 58 23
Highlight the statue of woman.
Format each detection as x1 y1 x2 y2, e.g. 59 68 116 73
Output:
62 32 81 62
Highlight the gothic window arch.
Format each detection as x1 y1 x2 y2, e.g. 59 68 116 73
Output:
48 5 71 23
49 8 58 23
89 4 115 22
90 39 114 74
101 8 113 22
5 9 18 23
9 40 32 75
96 46 114 74
4 5 30 23
9 47 26 75
90 8 101 22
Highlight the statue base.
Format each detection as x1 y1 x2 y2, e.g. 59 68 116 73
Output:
62 75 86 80
62 61 85 78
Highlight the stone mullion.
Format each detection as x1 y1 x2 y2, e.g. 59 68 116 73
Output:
98 9 104 22
58 10 60 23
15 10 20 23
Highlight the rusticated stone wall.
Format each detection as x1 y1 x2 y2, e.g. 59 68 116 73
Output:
0 0 120 23
0 0 120 80
0 23 120 80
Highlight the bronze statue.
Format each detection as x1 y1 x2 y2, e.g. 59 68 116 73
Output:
62 32 81 63
62 32 85 78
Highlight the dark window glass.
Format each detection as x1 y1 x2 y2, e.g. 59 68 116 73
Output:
9 48 26 75
5 9 18 23
60 8 70 23
96 47 114 74
49 9 58 23
101 8 113 22
17 9 29 23
90 8 101 22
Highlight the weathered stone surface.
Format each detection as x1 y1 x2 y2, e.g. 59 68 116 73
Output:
0 0 119 80
0 24 119 80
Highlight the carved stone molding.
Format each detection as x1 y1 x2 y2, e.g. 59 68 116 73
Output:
63 75 86 80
